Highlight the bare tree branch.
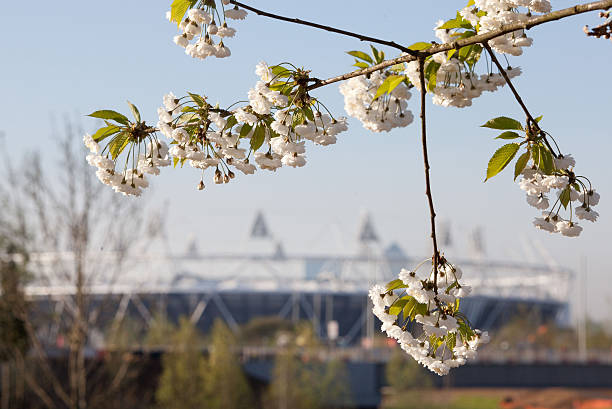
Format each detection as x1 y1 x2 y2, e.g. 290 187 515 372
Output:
417 57 440 293
228 0 418 55
483 42 559 157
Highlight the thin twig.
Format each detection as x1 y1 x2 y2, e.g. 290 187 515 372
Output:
307 0 612 91
417 57 440 294
228 0 418 56
483 42 559 157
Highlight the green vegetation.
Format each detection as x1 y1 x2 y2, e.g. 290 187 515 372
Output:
385 345 433 392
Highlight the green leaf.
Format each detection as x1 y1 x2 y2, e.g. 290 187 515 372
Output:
531 144 541 169
126 101 141 122
239 123 253 138
188 92 206 107
170 0 196 25
250 124 265 151
445 332 457 351
292 110 305 127
514 151 530 180
388 298 409 316
88 110 129 126
173 157 180 168
540 146 555 174
347 51 373 63
559 188 571 209
439 18 462 30
424 61 441 91
92 125 121 142
411 302 428 320
370 45 382 63
485 143 520 181
270 65 292 79
109 132 130 160
372 75 405 101
535 115 543 123
353 61 369 69
223 115 237 131
496 131 521 140
408 42 433 51
303 107 315 122
403 297 423 320
447 49 457 59
481 116 523 131
386 279 406 291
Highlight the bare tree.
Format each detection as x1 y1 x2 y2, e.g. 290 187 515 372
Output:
0 118 161 409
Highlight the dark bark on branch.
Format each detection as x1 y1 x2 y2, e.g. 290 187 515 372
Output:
417 58 440 293
228 1 418 56
483 43 559 157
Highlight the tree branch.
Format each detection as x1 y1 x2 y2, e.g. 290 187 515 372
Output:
483 42 559 157
307 0 612 91
417 57 440 293
228 0 418 56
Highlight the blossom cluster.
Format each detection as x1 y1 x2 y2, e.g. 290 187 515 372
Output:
156 62 348 189
369 259 488 376
461 0 552 56
84 132 171 197
339 71 414 132
520 154 600 237
168 0 247 60
405 55 520 109
85 61 349 196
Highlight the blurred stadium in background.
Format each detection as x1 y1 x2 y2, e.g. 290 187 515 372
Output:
27 211 572 350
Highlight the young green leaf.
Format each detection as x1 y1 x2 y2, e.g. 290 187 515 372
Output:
559 188 571 209
408 42 433 51
438 18 462 29
496 131 521 140
481 116 523 131
224 115 238 131
88 110 130 126
388 297 409 316
109 132 130 160
485 143 520 181
424 61 441 91
251 124 265 151
535 115 543 123
372 75 405 101
170 0 196 25
92 125 121 142
188 92 206 107
353 61 369 69
539 146 555 174
386 279 406 291
370 45 381 63
514 151 530 180
302 106 315 122
347 50 373 63
239 123 253 138
126 101 141 122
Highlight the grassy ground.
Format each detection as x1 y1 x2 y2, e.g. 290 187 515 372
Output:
382 388 612 409
383 389 503 409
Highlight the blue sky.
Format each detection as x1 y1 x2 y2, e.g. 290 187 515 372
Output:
1 1 611 322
